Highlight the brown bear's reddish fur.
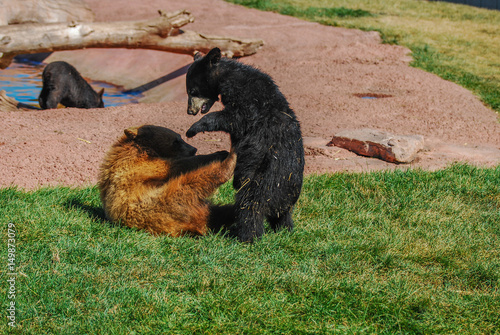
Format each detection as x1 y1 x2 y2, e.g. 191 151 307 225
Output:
98 126 236 236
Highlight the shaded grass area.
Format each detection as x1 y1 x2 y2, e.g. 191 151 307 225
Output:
227 0 500 113
1 164 499 333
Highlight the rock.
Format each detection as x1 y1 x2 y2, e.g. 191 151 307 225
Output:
0 0 94 26
327 128 424 163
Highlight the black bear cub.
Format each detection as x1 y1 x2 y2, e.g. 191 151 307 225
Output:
39 61 104 109
185 47 305 243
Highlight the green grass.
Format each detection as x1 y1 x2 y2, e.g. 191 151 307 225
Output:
1 164 499 333
2 2 500 333
2 2 499 333
226 0 500 112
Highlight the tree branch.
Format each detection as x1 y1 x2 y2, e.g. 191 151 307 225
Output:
0 90 39 111
0 10 264 69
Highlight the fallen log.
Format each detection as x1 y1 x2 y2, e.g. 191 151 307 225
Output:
0 90 20 111
0 9 264 69
0 90 39 111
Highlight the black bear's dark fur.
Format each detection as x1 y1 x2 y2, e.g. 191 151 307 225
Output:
38 61 104 109
186 48 305 243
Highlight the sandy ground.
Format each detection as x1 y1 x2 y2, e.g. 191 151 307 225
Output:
1 0 499 189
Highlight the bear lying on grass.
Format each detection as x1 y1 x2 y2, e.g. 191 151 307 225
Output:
98 125 236 236
39 61 104 109
185 48 305 243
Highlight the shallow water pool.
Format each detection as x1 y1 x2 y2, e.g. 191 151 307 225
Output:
0 61 142 108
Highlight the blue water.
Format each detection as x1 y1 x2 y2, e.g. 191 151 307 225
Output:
0 61 142 108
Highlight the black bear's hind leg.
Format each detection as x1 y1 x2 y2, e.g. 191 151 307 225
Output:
268 210 294 232
231 207 265 243
208 204 235 234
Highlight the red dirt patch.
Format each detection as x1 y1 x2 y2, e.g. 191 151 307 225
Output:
0 0 499 189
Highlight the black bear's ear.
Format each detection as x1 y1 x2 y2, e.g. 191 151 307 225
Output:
193 51 204 61
124 126 139 139
206 47 221 66
98 88 104 97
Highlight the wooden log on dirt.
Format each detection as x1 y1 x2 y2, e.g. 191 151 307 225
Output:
0 90 39 111
0 10 264 69
0 90 20 111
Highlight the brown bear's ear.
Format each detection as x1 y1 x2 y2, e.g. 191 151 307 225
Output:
206 47 221 66
124 126 139 139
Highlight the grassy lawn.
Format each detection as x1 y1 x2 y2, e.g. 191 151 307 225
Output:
2 1 500 333
1 164 499 333
226 0 500 112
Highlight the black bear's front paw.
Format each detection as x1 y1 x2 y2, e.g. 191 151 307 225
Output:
186 123 203 138
186 128 197 138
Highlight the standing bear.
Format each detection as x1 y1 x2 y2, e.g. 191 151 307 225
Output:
185 47 305 243
39 61 104 109
99 124 236 236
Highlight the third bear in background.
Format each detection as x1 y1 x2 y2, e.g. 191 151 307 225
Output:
39 61 104 109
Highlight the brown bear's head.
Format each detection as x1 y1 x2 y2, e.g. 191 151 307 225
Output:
124 125 197 159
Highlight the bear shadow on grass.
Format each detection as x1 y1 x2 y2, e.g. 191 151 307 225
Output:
62 197 111 226
63 198 141 233
63 197 148 235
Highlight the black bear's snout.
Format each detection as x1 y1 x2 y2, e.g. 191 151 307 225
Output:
187 96 216 116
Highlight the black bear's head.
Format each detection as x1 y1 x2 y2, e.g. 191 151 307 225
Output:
186 48 221 115
124 125 197 159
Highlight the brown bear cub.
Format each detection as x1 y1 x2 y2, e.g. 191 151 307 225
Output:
98 125 236 236
38 61 104 109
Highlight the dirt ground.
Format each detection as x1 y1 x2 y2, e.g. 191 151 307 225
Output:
1 0 499 189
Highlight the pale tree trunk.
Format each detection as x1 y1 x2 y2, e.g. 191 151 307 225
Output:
0 90 38 111
0 10 264 69
0 0 94 26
